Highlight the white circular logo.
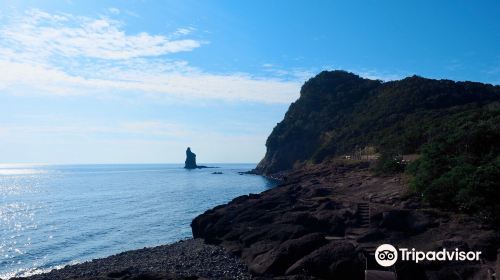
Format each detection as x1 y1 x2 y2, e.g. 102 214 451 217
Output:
375 244 398 267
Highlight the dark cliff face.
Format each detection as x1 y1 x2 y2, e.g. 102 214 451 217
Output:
255 71 380 174
255 70 500 175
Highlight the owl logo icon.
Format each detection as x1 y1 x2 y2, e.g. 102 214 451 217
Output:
375 244 398 267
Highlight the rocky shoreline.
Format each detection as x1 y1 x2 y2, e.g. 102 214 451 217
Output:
10 239 252 280
193 161 500 280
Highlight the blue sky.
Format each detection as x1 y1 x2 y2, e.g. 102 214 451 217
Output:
0 0 499 164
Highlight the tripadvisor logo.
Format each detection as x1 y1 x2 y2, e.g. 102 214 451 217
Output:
375 244 398 267
374 244 482 267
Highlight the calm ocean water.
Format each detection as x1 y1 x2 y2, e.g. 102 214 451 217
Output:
0 163 276 279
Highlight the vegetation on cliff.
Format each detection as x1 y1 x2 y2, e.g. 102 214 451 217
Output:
407 110 500 222
256 70 500 220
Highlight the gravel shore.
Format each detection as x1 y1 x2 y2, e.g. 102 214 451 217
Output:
11 239 252 280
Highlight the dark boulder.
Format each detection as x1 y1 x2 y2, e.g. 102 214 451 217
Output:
356 229 386 243
395 261 428 280
285 241 363 279
248 233 327 275
380 210 434 234
380 210 410 231
467 231 500 260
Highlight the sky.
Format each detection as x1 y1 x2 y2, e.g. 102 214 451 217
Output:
0 0 499 164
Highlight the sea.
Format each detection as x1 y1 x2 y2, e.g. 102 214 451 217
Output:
0 163 277 279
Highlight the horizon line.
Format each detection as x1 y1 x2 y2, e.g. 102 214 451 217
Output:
0 162 259 166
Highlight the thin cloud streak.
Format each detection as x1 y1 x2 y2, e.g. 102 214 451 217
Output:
0 60 300 103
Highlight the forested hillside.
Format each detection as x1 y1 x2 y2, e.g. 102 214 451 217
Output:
256 70 500 221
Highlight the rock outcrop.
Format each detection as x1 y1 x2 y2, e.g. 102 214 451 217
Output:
192 162 500 279
184 147 198 169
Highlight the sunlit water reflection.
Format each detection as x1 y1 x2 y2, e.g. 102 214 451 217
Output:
0 164 276 279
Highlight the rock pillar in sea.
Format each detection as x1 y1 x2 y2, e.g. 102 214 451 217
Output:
184 147 198 169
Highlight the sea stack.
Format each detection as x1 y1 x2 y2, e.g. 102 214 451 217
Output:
184 147 198 169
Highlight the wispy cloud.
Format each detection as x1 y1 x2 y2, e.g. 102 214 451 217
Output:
108 7 120 15
0 9 301 104
1 9 201 60
0 59 300 103
172 27 196 36
262 63 315 81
